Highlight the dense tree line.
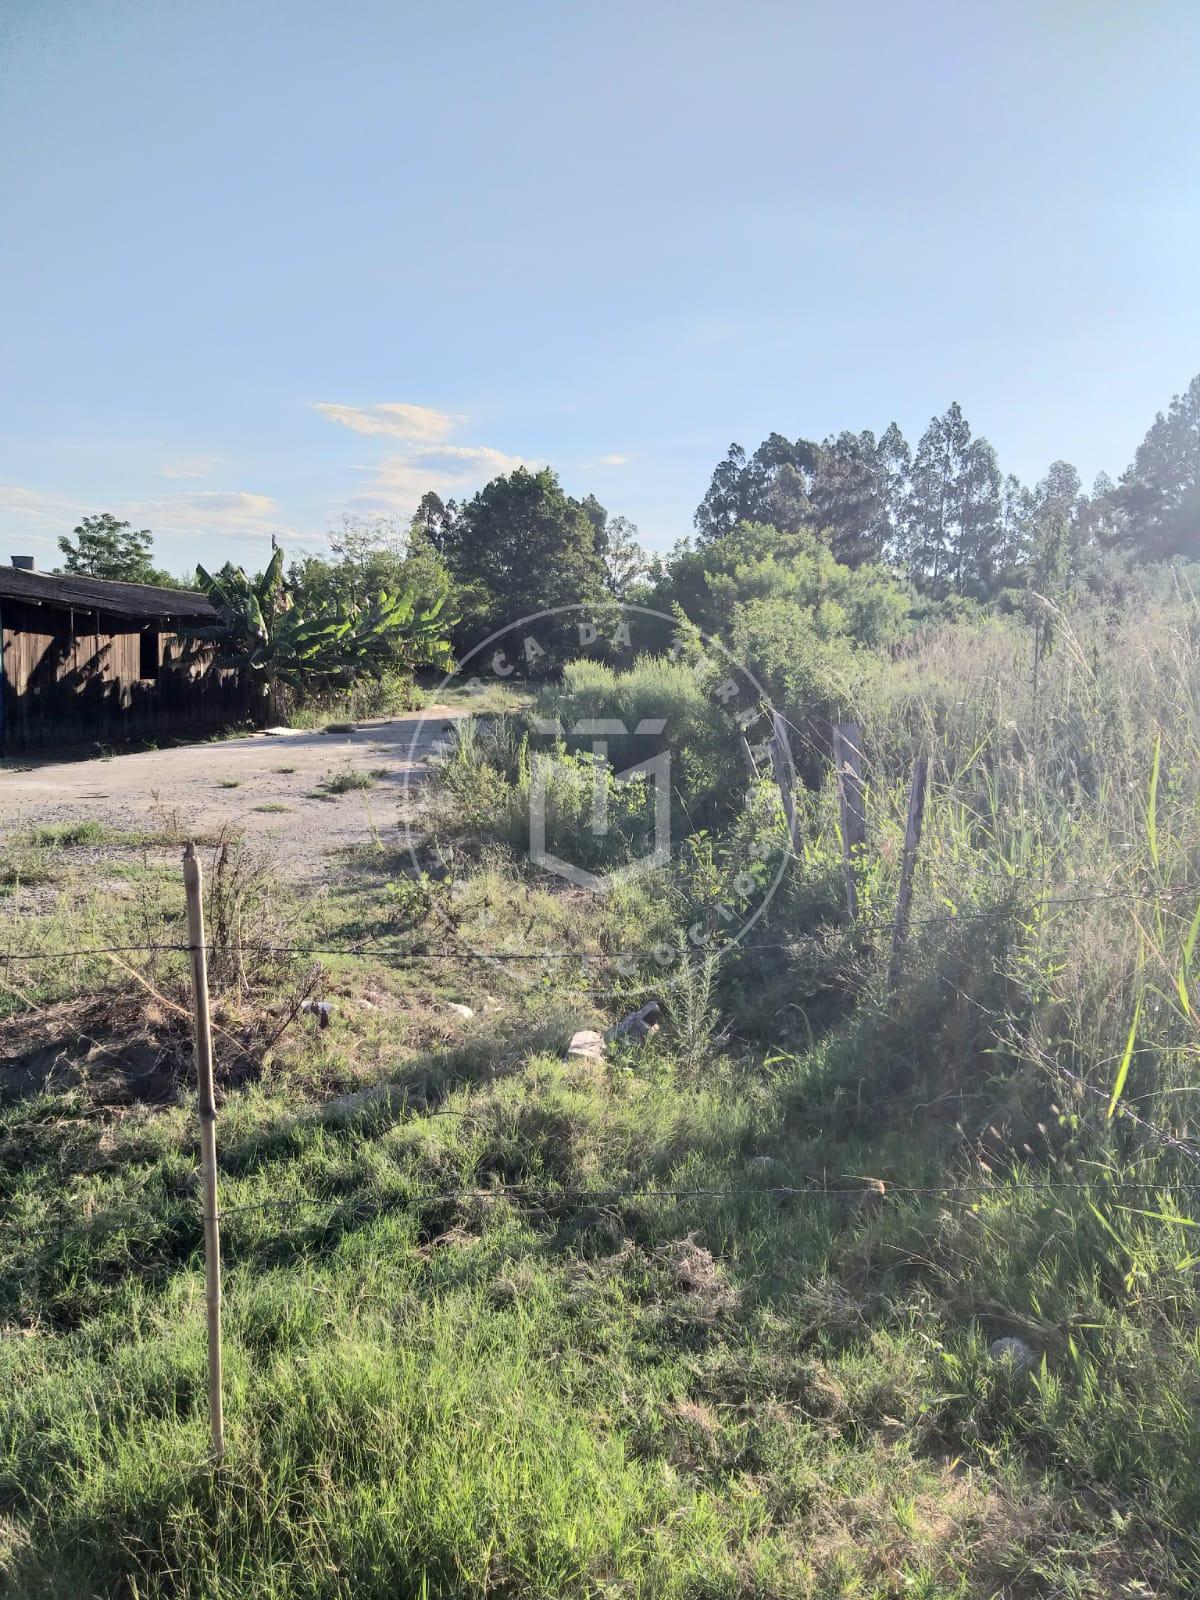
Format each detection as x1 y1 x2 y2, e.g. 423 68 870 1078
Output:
693 372 1200 597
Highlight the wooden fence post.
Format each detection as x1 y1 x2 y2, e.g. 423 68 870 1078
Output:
182 842 225 1463
833 722 866 919
888 755 929 993
768 710 798 846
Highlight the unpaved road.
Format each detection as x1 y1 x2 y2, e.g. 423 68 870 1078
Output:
0 709 467 878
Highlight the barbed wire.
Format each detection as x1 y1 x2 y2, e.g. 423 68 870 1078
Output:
2 879 1197 969
10 1172 1200 1253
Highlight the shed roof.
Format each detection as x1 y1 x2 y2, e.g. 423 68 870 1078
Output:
0 565 217 622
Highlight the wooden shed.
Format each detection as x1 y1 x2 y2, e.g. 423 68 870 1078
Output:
0 560 248 753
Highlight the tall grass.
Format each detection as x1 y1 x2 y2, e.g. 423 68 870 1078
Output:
6 587 1200 1594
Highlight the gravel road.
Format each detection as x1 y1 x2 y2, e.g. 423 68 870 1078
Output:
0 708 467 880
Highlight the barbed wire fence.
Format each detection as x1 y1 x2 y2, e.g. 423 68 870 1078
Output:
6 727 1200 1460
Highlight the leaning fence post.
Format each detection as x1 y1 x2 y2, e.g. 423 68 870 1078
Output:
833 722 866 919
182 842 225 1463
768 710 798 847
888 755 929 993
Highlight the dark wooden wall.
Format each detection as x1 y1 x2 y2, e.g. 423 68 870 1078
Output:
0 600 249 752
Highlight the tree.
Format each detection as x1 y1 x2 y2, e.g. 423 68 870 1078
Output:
322 514 406 603
899 404 1002 595
655 520 909 649
446 467 608 654
1079 471 1126 550
57 513 175 586
188 546 454 723
572 494 652 596
694 433 819 542
996 472 1034 582
328 512 405 568
1112 373 1200 561
578 493 609 558
808 423 910 566
411 491 459 558
601 514 652 597
289 515 454 620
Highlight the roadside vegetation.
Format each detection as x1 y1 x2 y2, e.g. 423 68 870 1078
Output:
4 373 1200 1595
4 573 1200 1597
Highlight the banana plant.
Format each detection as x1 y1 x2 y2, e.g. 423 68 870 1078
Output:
184 547 455 721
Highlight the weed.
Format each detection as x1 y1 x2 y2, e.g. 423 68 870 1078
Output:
24 820 108 847
322 767 377 794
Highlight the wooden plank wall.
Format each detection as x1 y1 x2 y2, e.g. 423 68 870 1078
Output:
0 599 248 752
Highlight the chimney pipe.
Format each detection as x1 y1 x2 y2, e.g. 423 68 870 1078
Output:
10 556 36 571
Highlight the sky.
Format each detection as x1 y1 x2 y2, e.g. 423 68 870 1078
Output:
1 0 1198 576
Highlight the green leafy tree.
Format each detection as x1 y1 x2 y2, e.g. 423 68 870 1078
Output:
1112 373 1200 560
808 423 911 566
57 513 176 586
996 472 1034 581
189 546 454 722
578 493 609 558
900 404 1002 595
446 467 607 656
655 520 910 651
288 515 454 619
411 491 459 558
1078 471 1126 550
694 433 819 542
568 495 652 596
602 514 653 598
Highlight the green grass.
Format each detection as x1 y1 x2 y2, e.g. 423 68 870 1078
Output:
5 590 1200 1595
253 802 292 814
2 953 1191 1595
320 767 377 794
216 777 243 789
423 679 534 716
22 820 110 848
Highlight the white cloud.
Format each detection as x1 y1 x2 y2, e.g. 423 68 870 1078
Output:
355 445 532 513
0 482 297 543
423 444 527 472
315 398 538 517
0 482 89 526
0 483 328 569
159 455 224 480
0 485 92 558
598 453 630 467
126 490 321 544
314 402 462 443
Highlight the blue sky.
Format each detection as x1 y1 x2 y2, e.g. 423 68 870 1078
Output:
1 0 1198 576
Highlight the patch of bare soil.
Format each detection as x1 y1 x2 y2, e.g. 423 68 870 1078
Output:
0 980 318 1109
0 995 192 1107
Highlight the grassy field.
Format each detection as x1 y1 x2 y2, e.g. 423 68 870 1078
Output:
3 595 1200 1597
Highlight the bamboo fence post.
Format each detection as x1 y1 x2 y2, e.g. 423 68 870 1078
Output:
888 755 929 993
833 722 866 919
182 842 225 1463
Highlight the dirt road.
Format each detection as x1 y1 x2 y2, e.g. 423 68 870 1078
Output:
0 709 467 878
